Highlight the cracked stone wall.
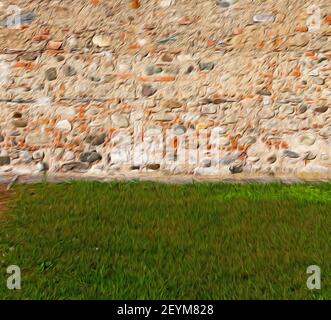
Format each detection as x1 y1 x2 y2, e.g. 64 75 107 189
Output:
0 0 330 180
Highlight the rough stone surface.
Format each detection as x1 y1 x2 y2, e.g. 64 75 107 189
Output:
0 0 330 179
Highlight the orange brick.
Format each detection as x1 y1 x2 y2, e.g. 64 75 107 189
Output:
290 66 301 78
128 43 141 50
32 35 49 41
281 141 289 149
40 28 49 35
46 49 65 55
295 25 308 32
207 39 215 47
46 41 62 50
13 61 38 70
130 0 140 9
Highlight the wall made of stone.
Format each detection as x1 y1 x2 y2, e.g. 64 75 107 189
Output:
0 0 330 180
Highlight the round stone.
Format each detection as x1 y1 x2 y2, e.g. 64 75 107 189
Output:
297 133 316 146
13 119 28 128
36 162 49 172
172 125 187 135
55 120 72 132
142 85 157 97
111 113 129 128
92 34 112 47
0 156 10 166
313 77 325 85
45 67 57 81
32 150 44 160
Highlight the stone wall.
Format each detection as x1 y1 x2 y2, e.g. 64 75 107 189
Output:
0 0 330 181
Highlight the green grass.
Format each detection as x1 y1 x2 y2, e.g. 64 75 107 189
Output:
0 181 330 300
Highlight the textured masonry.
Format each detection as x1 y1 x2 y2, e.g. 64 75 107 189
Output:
0 0 330 181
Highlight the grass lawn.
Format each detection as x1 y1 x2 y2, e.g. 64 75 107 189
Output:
0 181 330 300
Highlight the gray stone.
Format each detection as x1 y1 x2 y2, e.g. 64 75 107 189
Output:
0 156 10 166
253 14 275 23
32 150 44 160
163 66 180 75
298 104 307 113
313 77 325 85
36 162 49 172
20 151 32 162
56 55 65 62
55 120 72 132
314 106 328 113
87 133 107 146
218 0 232 8
201 158 212 168
146 164 160 170
111 113 129 128
45 67 57 81
63 151 75 161
172 125 187 135
145 65 162 75
199 62 214 71
21 52 39 61
142 85 157 97
79 152 102 163
10 131 20 137
63 65 77 77
282 150 300 158
61 162 90 172
229 161 243 174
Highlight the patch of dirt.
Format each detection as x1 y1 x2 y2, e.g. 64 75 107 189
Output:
0 185 13 221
